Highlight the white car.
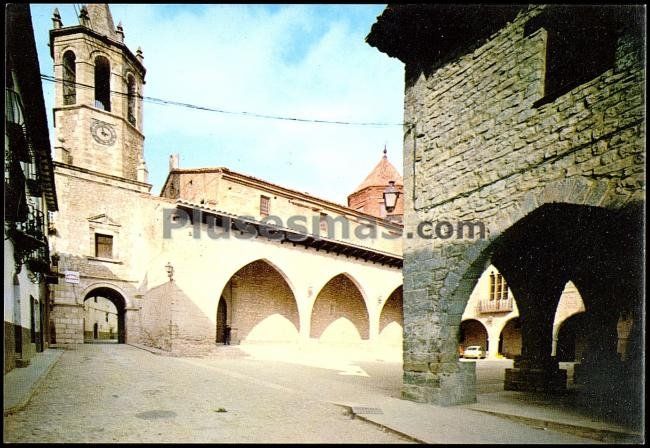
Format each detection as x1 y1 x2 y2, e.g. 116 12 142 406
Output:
463 346 486 359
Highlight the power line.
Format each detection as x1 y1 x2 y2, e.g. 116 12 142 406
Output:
40 74 405 127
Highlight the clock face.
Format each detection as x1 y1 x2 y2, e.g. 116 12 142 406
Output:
90 120 117 145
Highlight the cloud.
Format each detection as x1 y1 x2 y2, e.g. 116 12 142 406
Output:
30 4 404 204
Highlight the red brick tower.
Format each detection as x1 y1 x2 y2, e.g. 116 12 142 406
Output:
347 148 403 222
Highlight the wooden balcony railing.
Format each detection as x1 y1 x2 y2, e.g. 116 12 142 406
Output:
478 297 513 313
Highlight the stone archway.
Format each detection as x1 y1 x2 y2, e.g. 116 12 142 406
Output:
310 273 369 343
220 259 300 344
498 317 521 359
555 312 588 362
459 319 488 355
83 287 126 344
402 199 643 415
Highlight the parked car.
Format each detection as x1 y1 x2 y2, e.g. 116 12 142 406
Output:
462 346 486 359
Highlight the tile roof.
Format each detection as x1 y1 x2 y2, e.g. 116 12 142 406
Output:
354 149 403 192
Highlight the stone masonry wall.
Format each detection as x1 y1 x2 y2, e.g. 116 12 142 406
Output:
52 29 145 181
401 5 644 404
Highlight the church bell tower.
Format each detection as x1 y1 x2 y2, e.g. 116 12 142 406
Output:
50 4 148 183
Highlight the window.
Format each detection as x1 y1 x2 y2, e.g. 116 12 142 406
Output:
525 7 619 106
30 296 36 343
489 272 495 301
127 75 136 125
62 51 76 105
105 312 109 322
542 29 616 101
319 213 328 232
489 272 508 300
95 233 113 258
260 196 270 217
94 56 111 111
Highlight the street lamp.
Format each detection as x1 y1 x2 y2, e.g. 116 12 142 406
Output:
383 180 401 213
165 262 174 281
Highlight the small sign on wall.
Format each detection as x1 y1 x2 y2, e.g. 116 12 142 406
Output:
64 271 80 284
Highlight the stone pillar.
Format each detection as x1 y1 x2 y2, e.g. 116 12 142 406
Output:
297 298 312 342
368 309 380 342
125 307 141 344
401 288 477 406
51 303 84 345
486 324 501 359
504 282 567 393
574 310 622 390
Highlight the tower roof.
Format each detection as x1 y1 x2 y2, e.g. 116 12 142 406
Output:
83 4 118 40
353 148 403 192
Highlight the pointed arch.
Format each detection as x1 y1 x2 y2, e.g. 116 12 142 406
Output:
220 257 297 302
219 259 299 343
62 50 76 105
94 55 111 111
312 271 368 307
310 273 370 341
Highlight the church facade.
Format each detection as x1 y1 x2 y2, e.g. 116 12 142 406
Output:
47 4 405 355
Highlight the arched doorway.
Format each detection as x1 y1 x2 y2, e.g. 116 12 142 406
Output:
310 274 369 342
459 319 488 356
215 296 228 344
498 317 521 359
556 312 588 362
219 260 299 344
83 287 126 343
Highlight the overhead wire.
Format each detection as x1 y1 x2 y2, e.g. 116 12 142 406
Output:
52 5 404 128
39 74 406 127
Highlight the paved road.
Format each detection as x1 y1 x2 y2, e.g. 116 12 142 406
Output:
3 344 410 443
3 343 596 444
462 358 514 393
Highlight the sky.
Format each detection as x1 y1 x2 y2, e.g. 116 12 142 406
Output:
29 4 405 205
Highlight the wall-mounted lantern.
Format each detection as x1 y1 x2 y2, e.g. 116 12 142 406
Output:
383 180 401 213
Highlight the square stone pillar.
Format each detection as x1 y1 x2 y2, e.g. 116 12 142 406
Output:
51 303 84 344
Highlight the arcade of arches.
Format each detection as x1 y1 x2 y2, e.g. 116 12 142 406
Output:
459 271 635 364
453 203 644 427
215 260 402 347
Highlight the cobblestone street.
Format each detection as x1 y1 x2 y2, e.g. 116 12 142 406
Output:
3 344 410 443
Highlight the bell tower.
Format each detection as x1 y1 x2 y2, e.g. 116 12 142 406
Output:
50 4 148 183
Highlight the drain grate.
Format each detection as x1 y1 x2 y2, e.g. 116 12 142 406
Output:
351 406 383 415
135 410 177 420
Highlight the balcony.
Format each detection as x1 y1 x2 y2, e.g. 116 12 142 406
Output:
8 204 47 250
25 244 51 274
478 297 514 314
6 88 25 126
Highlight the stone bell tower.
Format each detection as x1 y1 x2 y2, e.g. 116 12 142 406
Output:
50 4 148 182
